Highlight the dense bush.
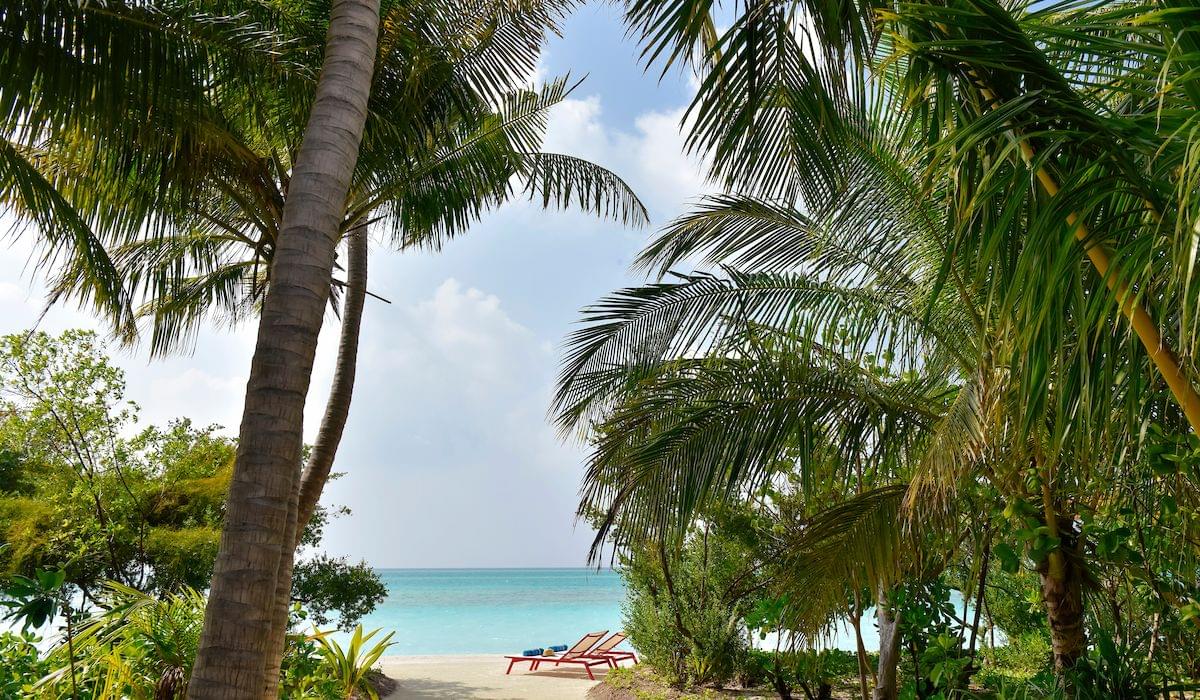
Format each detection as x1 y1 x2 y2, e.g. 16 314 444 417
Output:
2 580 391 699
743 648 859 700
0 632 49 697
0 331 385 630
620 521 760 688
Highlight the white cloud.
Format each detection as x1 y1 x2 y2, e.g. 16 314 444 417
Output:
146 366 247 432
543 96 713 222
317 277 593 566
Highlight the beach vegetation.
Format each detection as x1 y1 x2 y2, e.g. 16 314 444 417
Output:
311 625 396 700
618 513 761 687
559 0 1200 695
1 0 648 686
0 330 386 633
0 579 390 699
0 632 51 697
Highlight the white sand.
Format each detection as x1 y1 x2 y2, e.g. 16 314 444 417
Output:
379 654 605 699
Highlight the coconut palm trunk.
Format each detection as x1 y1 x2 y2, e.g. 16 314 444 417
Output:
261 224 369 698
1037 506 1087 675
294 223 369 535
873 588 902 700
1040 565 1086 673
187 0 380 696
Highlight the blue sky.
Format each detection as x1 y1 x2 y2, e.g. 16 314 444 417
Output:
0 6 708 567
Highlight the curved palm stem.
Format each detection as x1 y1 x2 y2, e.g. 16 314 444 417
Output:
189 0 381 694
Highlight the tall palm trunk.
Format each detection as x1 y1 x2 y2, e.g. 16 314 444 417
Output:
261 224 369 698
1039 564 1086 673
873 587 902 700
1037 499 1087 676
294 224 369 536
187 0 380 696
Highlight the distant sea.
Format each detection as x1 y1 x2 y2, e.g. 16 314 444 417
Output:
342 568 913 656
347 568 627 655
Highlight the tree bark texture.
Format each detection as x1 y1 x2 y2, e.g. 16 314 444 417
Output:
187 0 379 695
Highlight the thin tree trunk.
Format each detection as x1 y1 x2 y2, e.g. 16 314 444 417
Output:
293 224 369 537
968 530 992 662
1036 484 1087 676
873 588 902 700
850 591 871 700
261 224 369 698
187 0 379 695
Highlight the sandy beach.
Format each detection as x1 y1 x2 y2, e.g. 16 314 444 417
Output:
379 654 605 699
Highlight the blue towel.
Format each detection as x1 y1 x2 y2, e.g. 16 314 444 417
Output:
548 645 568 652
522 648 543 657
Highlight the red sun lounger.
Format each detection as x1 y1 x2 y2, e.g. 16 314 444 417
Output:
504 630 612 680
582 631 638 667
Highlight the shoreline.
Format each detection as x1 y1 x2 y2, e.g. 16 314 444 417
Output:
378 652 606 699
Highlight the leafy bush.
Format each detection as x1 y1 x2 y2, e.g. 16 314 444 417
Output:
281 631 342 699
0 632 49 697
38 581 204 698
313 625 396 699
976 632 1054 690
620 527 759 688
293 555 388 631
743 648 859 699
1067 634 1197 700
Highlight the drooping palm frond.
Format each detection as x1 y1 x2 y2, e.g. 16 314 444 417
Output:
363 76 648 249
554 269 964 435
0 0 298 331
3 0 645 355
0 138 128 333
770 485 910 637
519 152 648 225
577 339 950 555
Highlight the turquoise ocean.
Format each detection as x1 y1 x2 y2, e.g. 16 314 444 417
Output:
349 568 627 655
341 568 891 656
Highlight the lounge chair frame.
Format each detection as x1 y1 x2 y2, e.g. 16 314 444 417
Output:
581 631 638 668
503 630 612 680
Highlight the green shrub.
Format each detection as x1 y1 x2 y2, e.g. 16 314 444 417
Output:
312 625 395 699
976 632 1054 690
743 648 859 699
0 632 49 697
620 527 759 688
1067 634 1198 700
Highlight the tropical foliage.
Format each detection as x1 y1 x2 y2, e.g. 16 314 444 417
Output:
0 579 390 699
560 0 1200 697
2 0 647 689
0 329 385 630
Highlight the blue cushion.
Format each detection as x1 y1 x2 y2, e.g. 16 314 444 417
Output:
522 648 543 657
548 644 568 652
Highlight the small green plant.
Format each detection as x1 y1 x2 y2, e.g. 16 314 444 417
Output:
313 624 396 699
976 632 1053 691
1 568 66 631
0 632 49 698
1067 634 1198 699
36 581 205 699
921 632 972 692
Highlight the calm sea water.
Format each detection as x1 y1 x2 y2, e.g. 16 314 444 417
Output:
347 568 626 655
339 568 965 655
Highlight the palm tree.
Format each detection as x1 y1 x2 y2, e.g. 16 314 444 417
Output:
552 40 1192 685
188 0 383 691
614 0 1200 434
4 0 646 693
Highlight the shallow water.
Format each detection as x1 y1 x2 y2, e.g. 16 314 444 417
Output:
343 568 626 655
335 568 976 655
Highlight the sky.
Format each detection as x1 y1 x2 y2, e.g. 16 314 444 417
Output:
0 5 710 568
